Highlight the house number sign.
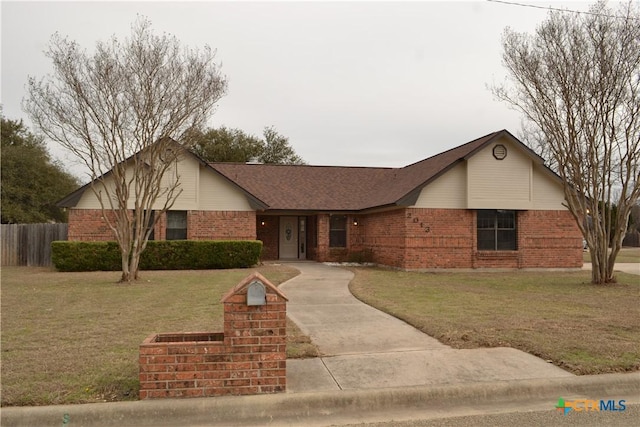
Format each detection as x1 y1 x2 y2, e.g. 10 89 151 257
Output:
406 212 431 233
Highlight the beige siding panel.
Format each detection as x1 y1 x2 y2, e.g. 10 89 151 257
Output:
75 176 119 209
152 155 199 210
76 155 202 210
532 167 568 210
467 137 533 210
412 163 466 208
198 168 253 211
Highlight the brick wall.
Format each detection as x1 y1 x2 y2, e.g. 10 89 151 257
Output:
314 215 365 262
358 208 582 270
315 214 330 261
67 209 117 241
71 207 582 269
349 216 365 253
189 211 256 240
139 273 287 399
155 212 167 240
404 208 475 269
257 216 279 260
68 209 257 242
359 210 407 268
516 210 583 268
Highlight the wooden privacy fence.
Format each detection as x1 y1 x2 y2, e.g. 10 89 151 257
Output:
1 223 68 267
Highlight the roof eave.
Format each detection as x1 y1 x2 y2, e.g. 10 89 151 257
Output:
393 158 465 207
56 184 90 208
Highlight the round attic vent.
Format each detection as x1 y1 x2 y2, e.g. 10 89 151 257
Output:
493 144 507 160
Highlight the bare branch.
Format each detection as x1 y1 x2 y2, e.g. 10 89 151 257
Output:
492 1 640 283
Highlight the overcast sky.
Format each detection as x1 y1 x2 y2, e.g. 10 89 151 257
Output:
1 0 593 179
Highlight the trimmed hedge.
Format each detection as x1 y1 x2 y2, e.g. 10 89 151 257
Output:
51 240 263 272
51 241 121 272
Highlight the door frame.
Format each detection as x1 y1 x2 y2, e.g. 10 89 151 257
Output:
279 216 306 260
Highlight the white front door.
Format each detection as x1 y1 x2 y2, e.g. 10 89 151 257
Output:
279 216 299 259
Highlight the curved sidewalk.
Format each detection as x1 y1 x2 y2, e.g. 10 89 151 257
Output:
281 262 573 393
582 263 640 275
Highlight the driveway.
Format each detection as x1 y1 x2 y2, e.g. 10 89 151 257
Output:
281 262 573 393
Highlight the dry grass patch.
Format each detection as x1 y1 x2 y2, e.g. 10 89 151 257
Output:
286 318 321 359
349 268 639 375
1 265 304 406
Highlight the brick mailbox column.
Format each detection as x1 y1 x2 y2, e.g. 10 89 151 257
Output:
139 272 288 399
220 272 289 395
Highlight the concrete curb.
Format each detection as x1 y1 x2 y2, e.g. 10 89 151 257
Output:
2 373 638 427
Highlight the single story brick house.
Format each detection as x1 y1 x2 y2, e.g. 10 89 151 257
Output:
59 130 583 269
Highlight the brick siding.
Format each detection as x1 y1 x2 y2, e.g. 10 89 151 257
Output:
403 208 475 269
355 208 582 270
67 209 117 241
316 214 330 261
68 209 256 242
70 207 583 269
188 211 256 240
359 210 407 267
257 216 279 260
515 210 583 268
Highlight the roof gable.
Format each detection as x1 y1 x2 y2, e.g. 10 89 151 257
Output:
59 130 559 213
211 130 520 211
57 139 268 209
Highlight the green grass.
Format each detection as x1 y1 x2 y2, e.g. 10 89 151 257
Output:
349 268 640 376
0 265 317 407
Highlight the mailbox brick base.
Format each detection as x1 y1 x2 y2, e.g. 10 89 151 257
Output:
139 273 288 399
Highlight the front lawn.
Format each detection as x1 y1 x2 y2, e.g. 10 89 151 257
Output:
349 268 640 376
0 265 311 406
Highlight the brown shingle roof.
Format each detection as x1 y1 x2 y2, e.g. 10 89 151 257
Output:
58 130 522 211
210 130 508 211
211 163 393 211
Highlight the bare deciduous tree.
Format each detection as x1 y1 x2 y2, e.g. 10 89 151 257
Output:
24 18 227 282
493 1 640 284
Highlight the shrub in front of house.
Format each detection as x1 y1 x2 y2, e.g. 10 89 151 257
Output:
140 240 263 270
51 241 122 271
346 248 374 264
51 240 263 272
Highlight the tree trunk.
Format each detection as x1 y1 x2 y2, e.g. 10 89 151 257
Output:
129 250 142 282
120 249 132 283
590 246 617 284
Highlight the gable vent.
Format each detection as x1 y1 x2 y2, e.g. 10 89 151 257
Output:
493 144 507 160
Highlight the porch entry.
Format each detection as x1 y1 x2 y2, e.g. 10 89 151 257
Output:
279 216 306 260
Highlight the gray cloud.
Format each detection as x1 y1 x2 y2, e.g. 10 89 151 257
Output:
1 1 590 177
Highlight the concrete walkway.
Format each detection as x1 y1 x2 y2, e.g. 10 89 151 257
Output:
281 262 573 393
582 262 640 275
